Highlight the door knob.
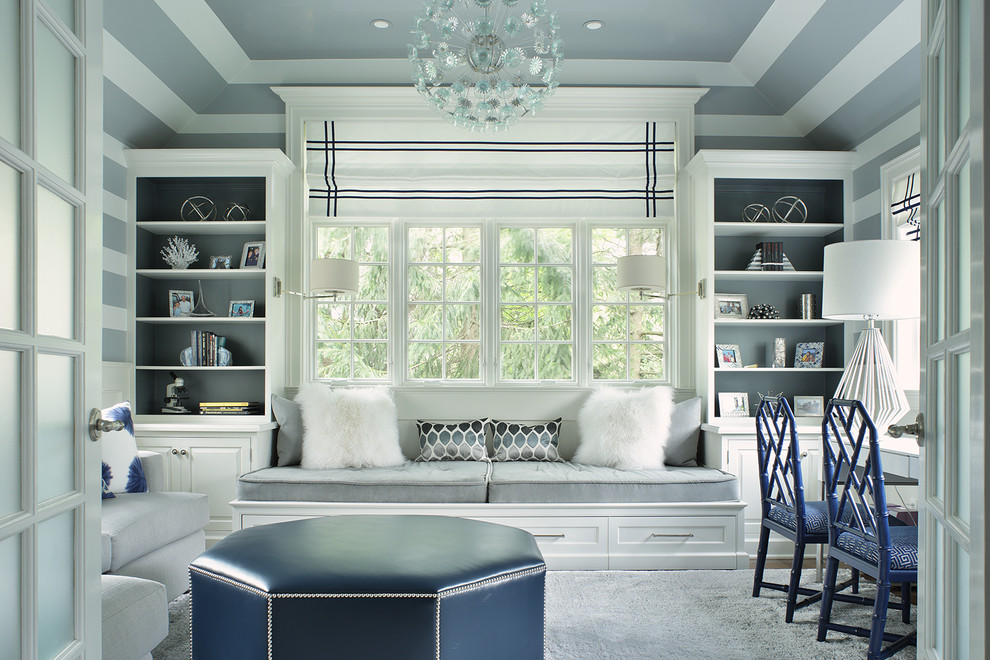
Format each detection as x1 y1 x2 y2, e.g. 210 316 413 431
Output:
888 413 924 447
88 408 124 442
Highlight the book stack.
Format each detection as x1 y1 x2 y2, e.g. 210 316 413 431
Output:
199 401 262 415
758 241 783 271
190 330 226 366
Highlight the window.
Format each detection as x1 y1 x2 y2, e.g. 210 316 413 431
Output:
314 225 389 380
591 226 665 381
407 226 482 380
880 148 921 394
498 226 575 381
311 219 670 384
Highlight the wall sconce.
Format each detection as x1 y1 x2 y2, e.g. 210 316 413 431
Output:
273 258 360 300
616 255 705 300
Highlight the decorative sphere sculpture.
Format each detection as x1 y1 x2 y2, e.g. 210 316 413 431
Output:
772 196 808 223
742 203 771 223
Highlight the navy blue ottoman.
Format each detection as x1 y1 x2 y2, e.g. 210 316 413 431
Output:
189 515 546 659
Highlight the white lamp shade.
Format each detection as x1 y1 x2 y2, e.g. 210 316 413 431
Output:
617 255 666 292
310 258 359 296
822 240 920 320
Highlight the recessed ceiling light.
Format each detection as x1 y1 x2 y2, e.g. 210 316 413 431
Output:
584 20 604 30
371 19 391 29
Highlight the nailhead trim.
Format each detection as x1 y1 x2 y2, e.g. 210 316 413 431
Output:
191 563 545 660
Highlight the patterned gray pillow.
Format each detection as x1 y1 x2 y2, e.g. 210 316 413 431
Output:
491 418 564 462
415 419 489 461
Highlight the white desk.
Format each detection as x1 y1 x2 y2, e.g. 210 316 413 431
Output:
878 436 921 483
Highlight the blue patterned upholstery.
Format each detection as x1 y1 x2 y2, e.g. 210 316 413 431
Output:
836 526 919 571
766 501 830 535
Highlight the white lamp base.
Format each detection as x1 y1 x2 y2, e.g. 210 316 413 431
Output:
833 326 910 433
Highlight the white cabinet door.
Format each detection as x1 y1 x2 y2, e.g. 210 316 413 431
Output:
182 436 251 542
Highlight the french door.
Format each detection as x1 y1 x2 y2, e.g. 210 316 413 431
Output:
0 0 103 658
919 0 985 657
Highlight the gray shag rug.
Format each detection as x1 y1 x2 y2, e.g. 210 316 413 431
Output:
153 569 916 659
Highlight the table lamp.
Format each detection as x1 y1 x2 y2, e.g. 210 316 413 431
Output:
822 240 920 433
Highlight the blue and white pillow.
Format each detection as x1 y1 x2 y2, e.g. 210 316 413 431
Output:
100 402 147 499
492 418 564 462
415 419 489 462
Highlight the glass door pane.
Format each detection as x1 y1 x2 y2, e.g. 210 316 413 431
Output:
36 187 76 339
0 161 20 330
955 162 971 331
36 353 75 502
0 350 21 518
43 0 74 34
0 533 20 660
37 511 75 660
0 0 18 146
34 18 76 185
956 0 970 131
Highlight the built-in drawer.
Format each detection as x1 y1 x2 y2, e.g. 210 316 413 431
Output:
608 516 738 569
473 516 609 570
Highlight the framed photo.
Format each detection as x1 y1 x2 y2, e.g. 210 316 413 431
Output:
718 391 750 418
240 241 265 269
228 300 255 318
715 293 749 319
793 395 825 417
715 343 743 368
209 255 231 269
169 289 194 317
794 341 824 368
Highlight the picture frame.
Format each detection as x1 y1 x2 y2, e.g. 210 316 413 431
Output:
715 343 743 368
714 293 749 319
240 241 265 269
209 255 232 269
794 341 824 368
228 300 255 318
793 395 825 417
718 391 750 418
169 289 194 317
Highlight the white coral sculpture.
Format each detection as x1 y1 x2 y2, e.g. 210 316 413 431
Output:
160 236 199 269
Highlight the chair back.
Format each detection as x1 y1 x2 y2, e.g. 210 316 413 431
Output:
821 399 892 564
755 397 808 528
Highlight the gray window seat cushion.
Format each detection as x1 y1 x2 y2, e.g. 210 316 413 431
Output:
488 462 740 503
101 491 209 571
237 461 491 503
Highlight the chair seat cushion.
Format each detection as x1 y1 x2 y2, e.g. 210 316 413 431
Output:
102 575 167 660
767 500 830 535
237 462 490 503
836 525 918 571
488 462 739 503
101 491 209 571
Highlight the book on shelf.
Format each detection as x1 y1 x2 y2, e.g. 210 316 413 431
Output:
199 400 262 415
189 330 226 366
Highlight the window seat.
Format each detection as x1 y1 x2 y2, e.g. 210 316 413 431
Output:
232 461 745 570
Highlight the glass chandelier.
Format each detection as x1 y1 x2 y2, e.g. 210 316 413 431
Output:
409 0 563 131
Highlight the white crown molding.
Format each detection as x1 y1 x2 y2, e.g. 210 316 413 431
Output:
123 148 294 175
272 86 709 122
685 148 857 175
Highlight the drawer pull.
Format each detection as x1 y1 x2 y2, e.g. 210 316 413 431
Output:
534 533 566 539
648 532 695 539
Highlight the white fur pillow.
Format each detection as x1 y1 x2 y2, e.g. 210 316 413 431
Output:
296 384 406 469
574 387 675 470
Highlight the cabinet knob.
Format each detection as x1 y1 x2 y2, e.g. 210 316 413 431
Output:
171 448 179 455
800 451 808 458
180 449 188 456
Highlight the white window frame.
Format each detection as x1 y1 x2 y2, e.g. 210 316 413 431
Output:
307 218 672 387
880 146 921 404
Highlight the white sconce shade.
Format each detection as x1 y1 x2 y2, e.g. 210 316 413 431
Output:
617 255 666 293
310 258 359 297
822 240 920 320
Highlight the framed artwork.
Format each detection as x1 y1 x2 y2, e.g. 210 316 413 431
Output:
169 290 194 317
718 391 750 418
794 341 824 368
715 343 743 368
793 395 825 416
229 300 255 318
240 241 266 269
209 255 232 269
715 293 749 319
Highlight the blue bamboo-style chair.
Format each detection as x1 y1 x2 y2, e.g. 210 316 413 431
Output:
752 396 858 623
818 399 917 659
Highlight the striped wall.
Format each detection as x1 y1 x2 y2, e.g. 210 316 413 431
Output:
100 0 924 361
